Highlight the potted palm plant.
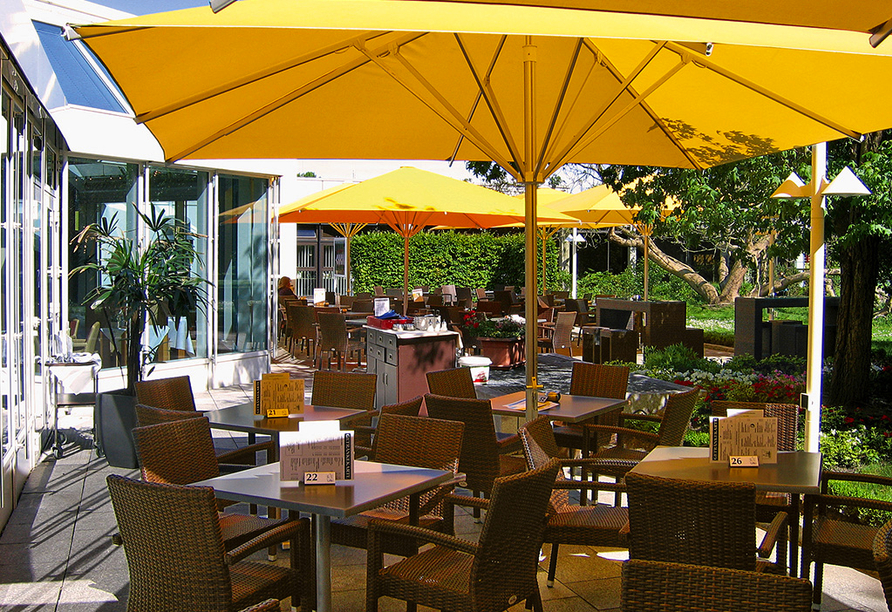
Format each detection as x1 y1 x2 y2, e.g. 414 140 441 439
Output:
71 203 208 467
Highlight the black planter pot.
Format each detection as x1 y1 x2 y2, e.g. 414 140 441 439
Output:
94 390 138 469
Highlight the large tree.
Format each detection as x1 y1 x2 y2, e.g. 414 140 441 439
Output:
825 132 892 406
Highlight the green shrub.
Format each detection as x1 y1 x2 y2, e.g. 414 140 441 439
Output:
703 329 735 346
643 343 720 378
820 427 881 470
684 430 710 448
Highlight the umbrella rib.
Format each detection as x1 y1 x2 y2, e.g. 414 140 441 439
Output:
362 41 515 173
662 41 862 141
533 38 584 181
448 36 506 169
137 31 388 123
453 34 524 179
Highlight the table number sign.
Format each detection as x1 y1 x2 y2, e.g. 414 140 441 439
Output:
254 373 304 417
280 421 354 483
710 412 778 464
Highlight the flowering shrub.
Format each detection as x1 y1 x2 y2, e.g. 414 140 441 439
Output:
460 311 524 339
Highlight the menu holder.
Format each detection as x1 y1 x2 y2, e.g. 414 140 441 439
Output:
313 287 326 305
710 411 778 464
505 398 558 412
279 421 354 483
253 372 304 417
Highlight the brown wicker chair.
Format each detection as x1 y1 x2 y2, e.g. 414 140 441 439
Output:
625 472 788 574
135 375 196 411
588 386 700 461
353 395 424 458
366 458 561 612
621 559 812 612
289 304 317 357
315 312 363 370
107 474 308 612
712 400 801 571
330 414 464 557
520 422 632 587
424 393 526 510
135 403 275 466
552 362 630 454
537 310 577 356
874 518 892 611
804 470 892 605
311 370 377 448
426 367 477 399
131 417 303 558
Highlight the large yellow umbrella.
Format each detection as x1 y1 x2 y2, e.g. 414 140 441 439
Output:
278 166 572 313
551 184 679 300
71 0 892 436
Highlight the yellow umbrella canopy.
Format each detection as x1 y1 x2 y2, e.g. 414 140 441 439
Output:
278 166 573 311
71 0 892 424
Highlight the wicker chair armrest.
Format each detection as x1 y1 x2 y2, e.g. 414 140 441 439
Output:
562 457 638 477
417 481 461 516
225 517 309 565
239 599 281 612
368 519 479 555
496 433 522 453
584 424 660 447
553 479 626 494
353 444 373 459
757 511 788 558
813 493 892 514
216 440 275 465
619 413 663 425
822 470 892 488
444 492 490 512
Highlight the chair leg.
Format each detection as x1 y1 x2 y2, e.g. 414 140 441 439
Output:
812 557 823 605
547 543 559 587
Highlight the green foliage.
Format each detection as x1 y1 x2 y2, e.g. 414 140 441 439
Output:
459 311 524 338
350 230 566 292
820 428 881 470
683 430 711 448
724 353 806 376
703 329 734 346
577 265 703 303
643 343 720 378
70 203 208 392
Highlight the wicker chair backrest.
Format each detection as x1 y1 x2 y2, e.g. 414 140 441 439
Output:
135 376 196 412
426 367 476 399
132 417 221 484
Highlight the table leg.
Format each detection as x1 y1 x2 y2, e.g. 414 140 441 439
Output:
789 494 800 578
800 494 815 582
314 514 332 612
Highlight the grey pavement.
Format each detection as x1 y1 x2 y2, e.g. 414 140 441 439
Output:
0 350 885 611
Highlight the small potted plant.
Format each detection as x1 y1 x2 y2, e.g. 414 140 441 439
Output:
461 311 525 368
71 203 208 467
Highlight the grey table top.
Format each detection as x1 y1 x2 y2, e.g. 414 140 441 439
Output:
489 390 626 423
193 460 454 517
630 446 823 494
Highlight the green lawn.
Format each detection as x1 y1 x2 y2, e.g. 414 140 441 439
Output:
686 303 892 352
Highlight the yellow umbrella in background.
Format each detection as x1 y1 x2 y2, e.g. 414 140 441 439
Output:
71 0 892 438
278 166 573 313
550 185 679 300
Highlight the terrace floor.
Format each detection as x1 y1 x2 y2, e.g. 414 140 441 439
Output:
0 348 884 611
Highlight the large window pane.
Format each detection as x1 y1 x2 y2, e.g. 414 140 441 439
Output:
217 175 268 354
67 158 138 370
147 166 209 364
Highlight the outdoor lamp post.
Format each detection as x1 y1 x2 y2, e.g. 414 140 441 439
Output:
771 145 871 453
566 229 585 298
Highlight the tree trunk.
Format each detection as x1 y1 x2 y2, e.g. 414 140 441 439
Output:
717 258 748 303
608 229 720 303
829 234 879 407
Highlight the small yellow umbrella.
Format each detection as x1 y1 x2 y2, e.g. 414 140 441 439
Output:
279 167 573 313
550 185 679 300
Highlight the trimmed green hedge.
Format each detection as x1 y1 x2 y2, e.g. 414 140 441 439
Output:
350 230 567 292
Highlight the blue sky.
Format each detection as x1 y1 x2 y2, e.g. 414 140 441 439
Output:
92 0 206 15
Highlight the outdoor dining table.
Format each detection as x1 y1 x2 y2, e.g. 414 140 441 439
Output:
489 390 627 457
628 446 823 578
204 402 366 461
194 460 454 612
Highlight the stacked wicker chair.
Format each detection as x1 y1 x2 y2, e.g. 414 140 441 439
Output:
620 559 812 612
331 414 464 557
625 472 788 575
107 475 308 611
804 470 892 605
520 420 633 587
424 393 526 515
366 458 561 612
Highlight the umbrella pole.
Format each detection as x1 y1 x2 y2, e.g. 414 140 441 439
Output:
523 37 540 424
643 226 650 301
403 234 410 316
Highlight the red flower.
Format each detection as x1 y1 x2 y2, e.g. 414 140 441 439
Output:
844 417 855 424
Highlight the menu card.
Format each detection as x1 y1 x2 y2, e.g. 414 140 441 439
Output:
313 288 326 305
253 372 304 417
710 411 778 463
279 421 354 482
